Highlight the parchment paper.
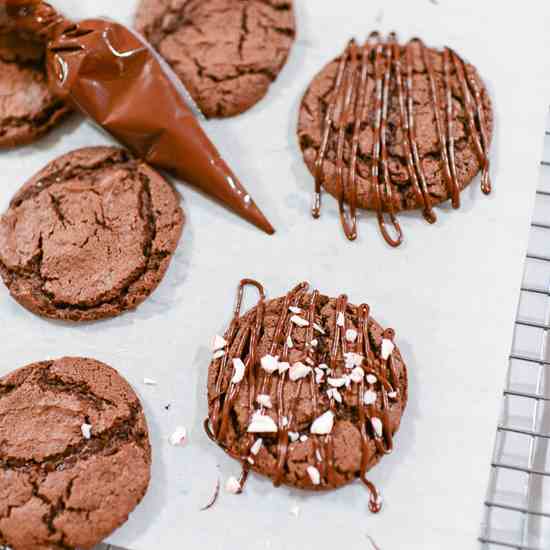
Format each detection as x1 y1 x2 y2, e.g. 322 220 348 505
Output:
2 1 550 549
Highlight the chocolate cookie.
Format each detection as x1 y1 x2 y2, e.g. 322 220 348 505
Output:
0 357 151 550
298 32 493 246
0 31 71 148
135 0 296 118
205 279 408 512
0 146 184 322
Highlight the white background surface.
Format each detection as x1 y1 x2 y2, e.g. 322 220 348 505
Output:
2 1 550 549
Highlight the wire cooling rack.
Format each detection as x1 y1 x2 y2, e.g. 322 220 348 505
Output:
479 113 550 550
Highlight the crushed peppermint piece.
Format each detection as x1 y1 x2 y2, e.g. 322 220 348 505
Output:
315 367 325 384
143 377 158 386
300 434 309 442
289 363 312 381
313 323 326 334
289 431 300 442
388 391 398 399
363 389 377 405
381 338 395 360
291 315 309 327
212 350 226 360
310 410 334 435
350 367 365 383
225 476 241 494
256 394 273 409
290 504 300 518
305 357 315 366
336 312 345 327
261 354 279 374
289 306 302 314
327 377 347 388
231 358 246 384
316 450 323 462
169 426 187 446
366 374 378 385
371 417 383 438
278 361 290 374
286 335 294 349
307 466 321 485
81 423 92 440
248 412 278 433
345 329 358 343
247 457 255 465
318 363 329 370
327 388 342 403
250 438 263 455
211 334 228 352
281 416 289 427
311 339 318 347
344 352 363 369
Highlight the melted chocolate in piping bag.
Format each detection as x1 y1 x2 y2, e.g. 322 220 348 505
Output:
1 1 274 235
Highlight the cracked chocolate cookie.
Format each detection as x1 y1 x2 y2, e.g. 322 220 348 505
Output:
0 146 184 322
0 31 72 148
297 32 493 246
135 0 296 118
205 279 408 512
0 357 151 550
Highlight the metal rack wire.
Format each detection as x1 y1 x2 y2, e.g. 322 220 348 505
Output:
479 117 550 550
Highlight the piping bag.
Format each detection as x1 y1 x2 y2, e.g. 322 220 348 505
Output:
0 0 275 234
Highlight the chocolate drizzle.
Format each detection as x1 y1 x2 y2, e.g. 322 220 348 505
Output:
205 279 406 514
311 31 492 246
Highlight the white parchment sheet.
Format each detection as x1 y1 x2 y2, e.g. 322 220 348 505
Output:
2 1 550 549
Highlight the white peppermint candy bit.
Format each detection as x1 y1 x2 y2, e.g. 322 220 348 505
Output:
366 374 378 385
286 335 294 349
289 363 312 381
212 350 226 360
318 363 329 370
289 431 300 443
316 449 323 462
350 367 365 383
169 426 187 446
315 368 325 384
281 416 289 427
313 323 326 335
310 410 334 435
81 423 92 440
305 357 315 366
310 339 319 347
261 354 279 374
143 377 158 386
278 361 290 374
363 389 377 406
225 476 241 494
248 412 278 433
231 358 246 384
336 312 345 327
256 394 273 409
344 352 363 370
388 391 398 399
371 417 383 438
345 329 358 343
247 457 255 465
291 315 309 327
211 334 228 352
381 338 395 360
327 388 342 403
250 438 263 455
300 434 309 442
307 466 321 486
289 306 302 314
327 377 347 388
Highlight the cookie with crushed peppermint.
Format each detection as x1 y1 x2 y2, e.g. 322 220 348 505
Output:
205 279 408 512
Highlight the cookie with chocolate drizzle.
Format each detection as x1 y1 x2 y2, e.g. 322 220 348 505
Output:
297 32 493 246
205 280 408 512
